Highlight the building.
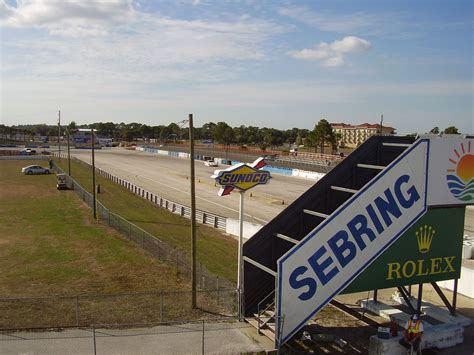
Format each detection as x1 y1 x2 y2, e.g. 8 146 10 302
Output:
331 122 396 148
73 129 100 148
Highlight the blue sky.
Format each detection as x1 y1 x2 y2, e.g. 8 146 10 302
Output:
1 0 472 134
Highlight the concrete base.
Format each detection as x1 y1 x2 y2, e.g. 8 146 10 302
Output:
391 293 472 327
362 299 464 350
369 336 409 355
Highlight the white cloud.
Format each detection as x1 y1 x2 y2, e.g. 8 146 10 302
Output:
1 1 285 85
1 0 136 37
289 36 371 67
277 5 406 36
278 6 377 33
330 36 371 53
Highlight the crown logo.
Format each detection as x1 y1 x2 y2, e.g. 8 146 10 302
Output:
416 225 435 253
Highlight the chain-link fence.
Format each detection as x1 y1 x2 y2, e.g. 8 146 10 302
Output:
0 161 241 332
0 319 268 355
54 153 227 230
53 161 235 292
0 289 238 330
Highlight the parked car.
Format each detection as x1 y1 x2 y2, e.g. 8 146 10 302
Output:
20 148 36 155
21 165 50 175
56 173 68 189
263 154 278 161
204 160 218 167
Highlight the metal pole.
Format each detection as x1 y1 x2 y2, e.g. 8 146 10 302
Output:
67 129 71 176
75 296 80 326
416 283 423 316
189 114 197 309
91 128 97 219
238 190 244 321
92 325 97 355
58 110 61 161
452 278 458 315
201 319 205 355
379 114 383 135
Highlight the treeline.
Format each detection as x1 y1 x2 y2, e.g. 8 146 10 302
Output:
5 120 337 151
2 121 462 152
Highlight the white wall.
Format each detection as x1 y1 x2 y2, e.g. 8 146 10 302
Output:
291 169 325 181
438 266 474 299
226 218 263 240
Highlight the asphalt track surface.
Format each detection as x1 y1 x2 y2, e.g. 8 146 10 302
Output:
69 147 315 225
67 147 474 232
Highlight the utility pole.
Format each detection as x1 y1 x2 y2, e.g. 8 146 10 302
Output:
189 113 197 309
58 110 61 161
91 128 97 219
379 114 383 136
67 128 71 176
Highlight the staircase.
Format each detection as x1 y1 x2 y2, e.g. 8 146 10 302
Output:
243 135 418 342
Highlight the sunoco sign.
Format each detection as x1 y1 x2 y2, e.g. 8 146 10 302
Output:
212 158 271 196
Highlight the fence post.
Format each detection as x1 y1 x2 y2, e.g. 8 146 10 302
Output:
181 206 184 216
93 325 97 355
202 319 205 355
75 296 80 326
160 292 164 322
216 276 220 306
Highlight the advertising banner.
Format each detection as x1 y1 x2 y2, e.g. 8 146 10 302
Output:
277 140 429 344
427 137 474 206
342 207 464 294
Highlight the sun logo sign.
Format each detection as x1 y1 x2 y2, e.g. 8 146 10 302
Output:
446 141 474 202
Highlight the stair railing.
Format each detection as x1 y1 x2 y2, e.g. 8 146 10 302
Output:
257 290 276 334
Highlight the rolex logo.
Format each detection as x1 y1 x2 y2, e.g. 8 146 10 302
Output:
416 225 435 253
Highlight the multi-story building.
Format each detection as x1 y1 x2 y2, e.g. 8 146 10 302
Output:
331 123 396 148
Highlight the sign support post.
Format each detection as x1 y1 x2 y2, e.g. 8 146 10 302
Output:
211 157 272 322
238 190 244 321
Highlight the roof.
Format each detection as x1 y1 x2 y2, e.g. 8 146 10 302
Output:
331 122 396 131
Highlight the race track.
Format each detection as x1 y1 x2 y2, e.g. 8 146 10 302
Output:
69 148 315 224
68 147 474 233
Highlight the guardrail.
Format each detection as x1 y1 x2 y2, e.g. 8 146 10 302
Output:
51 159 235 291
53 153 227 231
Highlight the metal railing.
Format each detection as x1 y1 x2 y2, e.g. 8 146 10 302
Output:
52 162 235 292
0 289 238 330
0 319 259 355
54 153 227 230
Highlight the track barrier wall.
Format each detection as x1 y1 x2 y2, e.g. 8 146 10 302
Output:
53 153 227 231
137 146 326 181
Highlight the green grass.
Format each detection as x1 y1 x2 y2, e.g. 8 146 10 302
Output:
0 160 188 297
56 157 238 283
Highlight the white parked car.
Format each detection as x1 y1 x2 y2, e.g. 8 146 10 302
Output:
21 165 50 175
204 160 218 167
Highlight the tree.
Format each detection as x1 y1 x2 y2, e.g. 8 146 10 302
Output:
68 121 78 134
312 119 336 153
212 122 234 145
429 127 439 134
444 126 460 134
